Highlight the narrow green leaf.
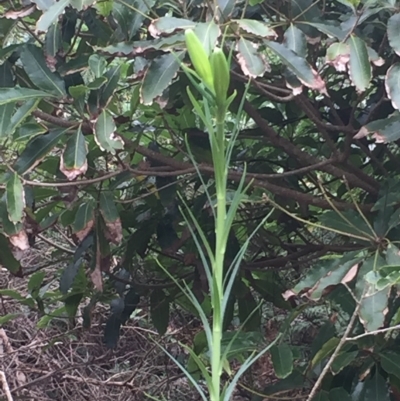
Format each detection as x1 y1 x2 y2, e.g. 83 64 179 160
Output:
380 351 400 379
0 313 20 325
311 337 340 368
28 271 46 295
60 126 88 180
6 173 25 223
13 128 68 174
6 99 40 137
89 54 107 78
60 259 82 294
0 88 54 105
36 0 71 33
99 65 121 107
348 35 372 93
14 122 47 141
270 344 293 378
385 63 400 111
284 24 307 57
20 45 66 96
194 21 221 56
264 40 327 93
388 13 400 56
0 102 15 138
73 201 95 233
99 191 119 222
141 52 183 105
235 19 277 38
94 110 124 154
148 16 195 37
45 23 62 58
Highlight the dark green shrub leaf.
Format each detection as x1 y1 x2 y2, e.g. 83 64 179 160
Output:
150 289 169 335
270 344 293 378
60 126 88 180
141 52 184 105
348 35 371 93
20 45 66 96
6 173 25 223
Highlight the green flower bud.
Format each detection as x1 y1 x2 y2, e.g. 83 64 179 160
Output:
210 47 230 106
185 29 214 91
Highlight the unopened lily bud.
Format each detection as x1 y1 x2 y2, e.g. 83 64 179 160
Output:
185 29 214 92
210 47 230 105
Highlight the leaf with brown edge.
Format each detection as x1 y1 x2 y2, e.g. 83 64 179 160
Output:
60 126 88 181
141 52 184 105
235 19 277 39
265 40 327 95
73 201 95 242
236 37 269 78
354 114 400 143
99 191 122 244
347 35 371 93
94 110 124 154
326 42 350 72
148 17 195 38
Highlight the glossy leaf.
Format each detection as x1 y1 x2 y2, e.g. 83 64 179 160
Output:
36 0 70 33
235 19 277 38
355 113 400 143
45 23 62 58
20 45 66 96
348 35 371 93
6 99 40 137
331 351 358 375
6 173 25 223
385 63 400 111
270 344 293 379
13 128 68 174
149 17 195 37
291 253 362 300
73 201 95 240
284 25 307 57
14 122 47 141
141 52 183 105
94 110 124 154
236 37 268 78
388 13 400 56
99 191 122 244
194 21 221 56
0 88 55 105
380 351 400 379
88 54 107 78
265 40 327 94
60 126 88 180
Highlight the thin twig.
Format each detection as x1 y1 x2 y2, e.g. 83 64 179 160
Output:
306 299 361 401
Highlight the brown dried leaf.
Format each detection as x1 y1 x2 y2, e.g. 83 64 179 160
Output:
60 153 88 181
354 126 369 140
104 218 123 245
90 264 103 292
9 230 30 251
371 132 387 143
341 263 359 283
74 219 94 242
5 5 35 19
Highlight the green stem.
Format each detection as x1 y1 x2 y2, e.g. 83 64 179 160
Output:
210 107 228 401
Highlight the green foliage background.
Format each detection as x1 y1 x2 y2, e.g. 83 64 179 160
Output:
2 0 400 399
